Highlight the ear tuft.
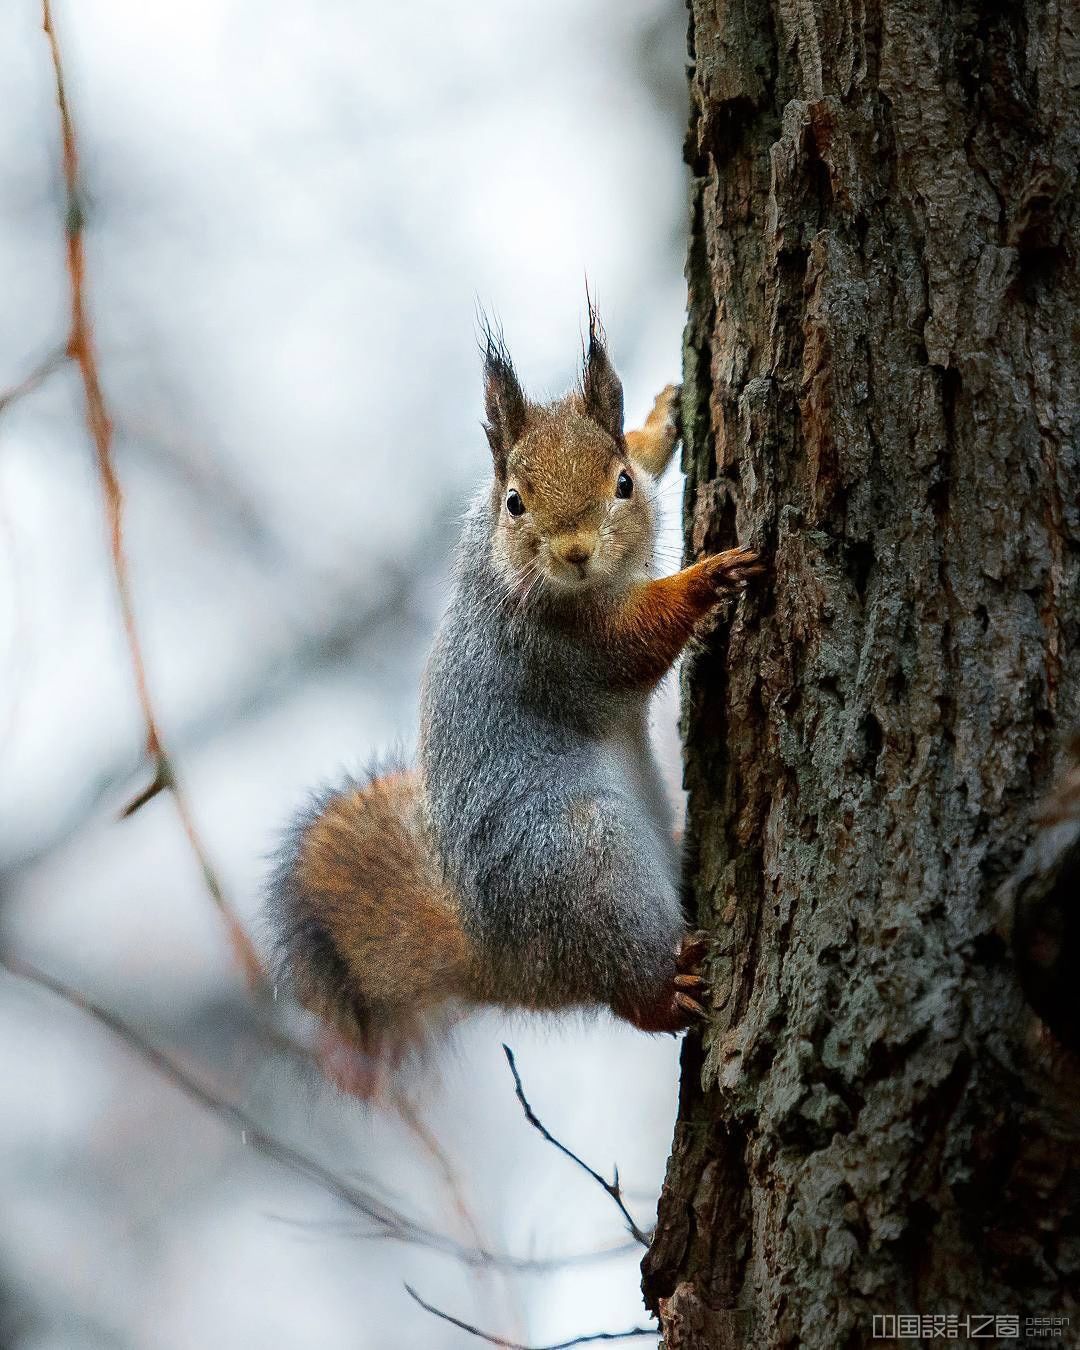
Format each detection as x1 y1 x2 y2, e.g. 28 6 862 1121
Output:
479 312 527 481
582 299 624 444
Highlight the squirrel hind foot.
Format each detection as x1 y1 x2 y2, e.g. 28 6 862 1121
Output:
613 931 712 1034
617 988 709 1035
677 930 711 971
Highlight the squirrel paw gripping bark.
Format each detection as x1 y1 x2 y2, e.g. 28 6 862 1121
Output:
617 931 712 1034
673 930 711 1022
702 545 767 594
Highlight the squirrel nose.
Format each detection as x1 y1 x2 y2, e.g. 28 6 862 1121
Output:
554 536 596 568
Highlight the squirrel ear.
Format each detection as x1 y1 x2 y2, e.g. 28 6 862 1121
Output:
481 320 527 481
582 304 624 444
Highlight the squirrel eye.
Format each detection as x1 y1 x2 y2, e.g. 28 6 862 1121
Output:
505 489 525 517
615 470 634 499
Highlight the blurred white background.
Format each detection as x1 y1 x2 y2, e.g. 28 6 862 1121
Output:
0 1 691 1345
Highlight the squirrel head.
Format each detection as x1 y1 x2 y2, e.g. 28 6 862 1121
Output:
481 309 657 598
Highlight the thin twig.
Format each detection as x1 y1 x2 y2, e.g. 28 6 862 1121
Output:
0 345 69 418
40 0 263 991
1 949 434 1243
502 1045 650 1247
3 567 419 879
391 1086 492 1262
118 762 171 818
392 1085 528 1338
405 1285 656 1349
0 951 634 1273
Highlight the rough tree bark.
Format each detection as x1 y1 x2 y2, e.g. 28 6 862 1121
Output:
643 2 1080 1345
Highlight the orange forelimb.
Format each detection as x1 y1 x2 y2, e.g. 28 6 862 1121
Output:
602 546 763 688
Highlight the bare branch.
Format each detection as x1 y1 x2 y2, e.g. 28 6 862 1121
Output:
0 345 68 418
502 1045 650 1247
391 1085 493 1266
119 760 172 819
0 952 636 1273
1 950 433 1239
405 1285 656 1349
1 565 421 878
40 0 263 991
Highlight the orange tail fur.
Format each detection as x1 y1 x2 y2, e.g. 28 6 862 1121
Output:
269 767 473 1095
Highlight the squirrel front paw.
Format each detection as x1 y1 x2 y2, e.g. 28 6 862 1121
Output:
626 383 682 478
645 383 680 437
701 545 767 596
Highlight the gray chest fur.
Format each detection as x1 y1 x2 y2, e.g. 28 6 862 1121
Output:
418 499 682 1010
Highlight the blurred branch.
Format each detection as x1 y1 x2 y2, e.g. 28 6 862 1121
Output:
115 415 294 570
405 1285 656 1349
118 764 169 819
0 563 421 879
0 951 484 1260
1 948 425 1242
391 1083 529 1335
269 1216 638 1272
0 345 68 419
502 1045 650 1247
41 0 263 990
391 1085 493 1266
0 951 633 1274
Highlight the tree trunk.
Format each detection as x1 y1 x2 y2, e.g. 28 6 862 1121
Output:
643 2 1080 1345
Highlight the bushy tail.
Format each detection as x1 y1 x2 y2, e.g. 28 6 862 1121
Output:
268 766 472 1093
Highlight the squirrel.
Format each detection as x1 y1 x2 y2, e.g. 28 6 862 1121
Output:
268 309 763 1094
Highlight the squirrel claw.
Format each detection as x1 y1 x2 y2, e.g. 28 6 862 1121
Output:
705 546 767 595
673 991 707 1019
677 931 710 972
615 937 712 1032
669 932 712 1025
